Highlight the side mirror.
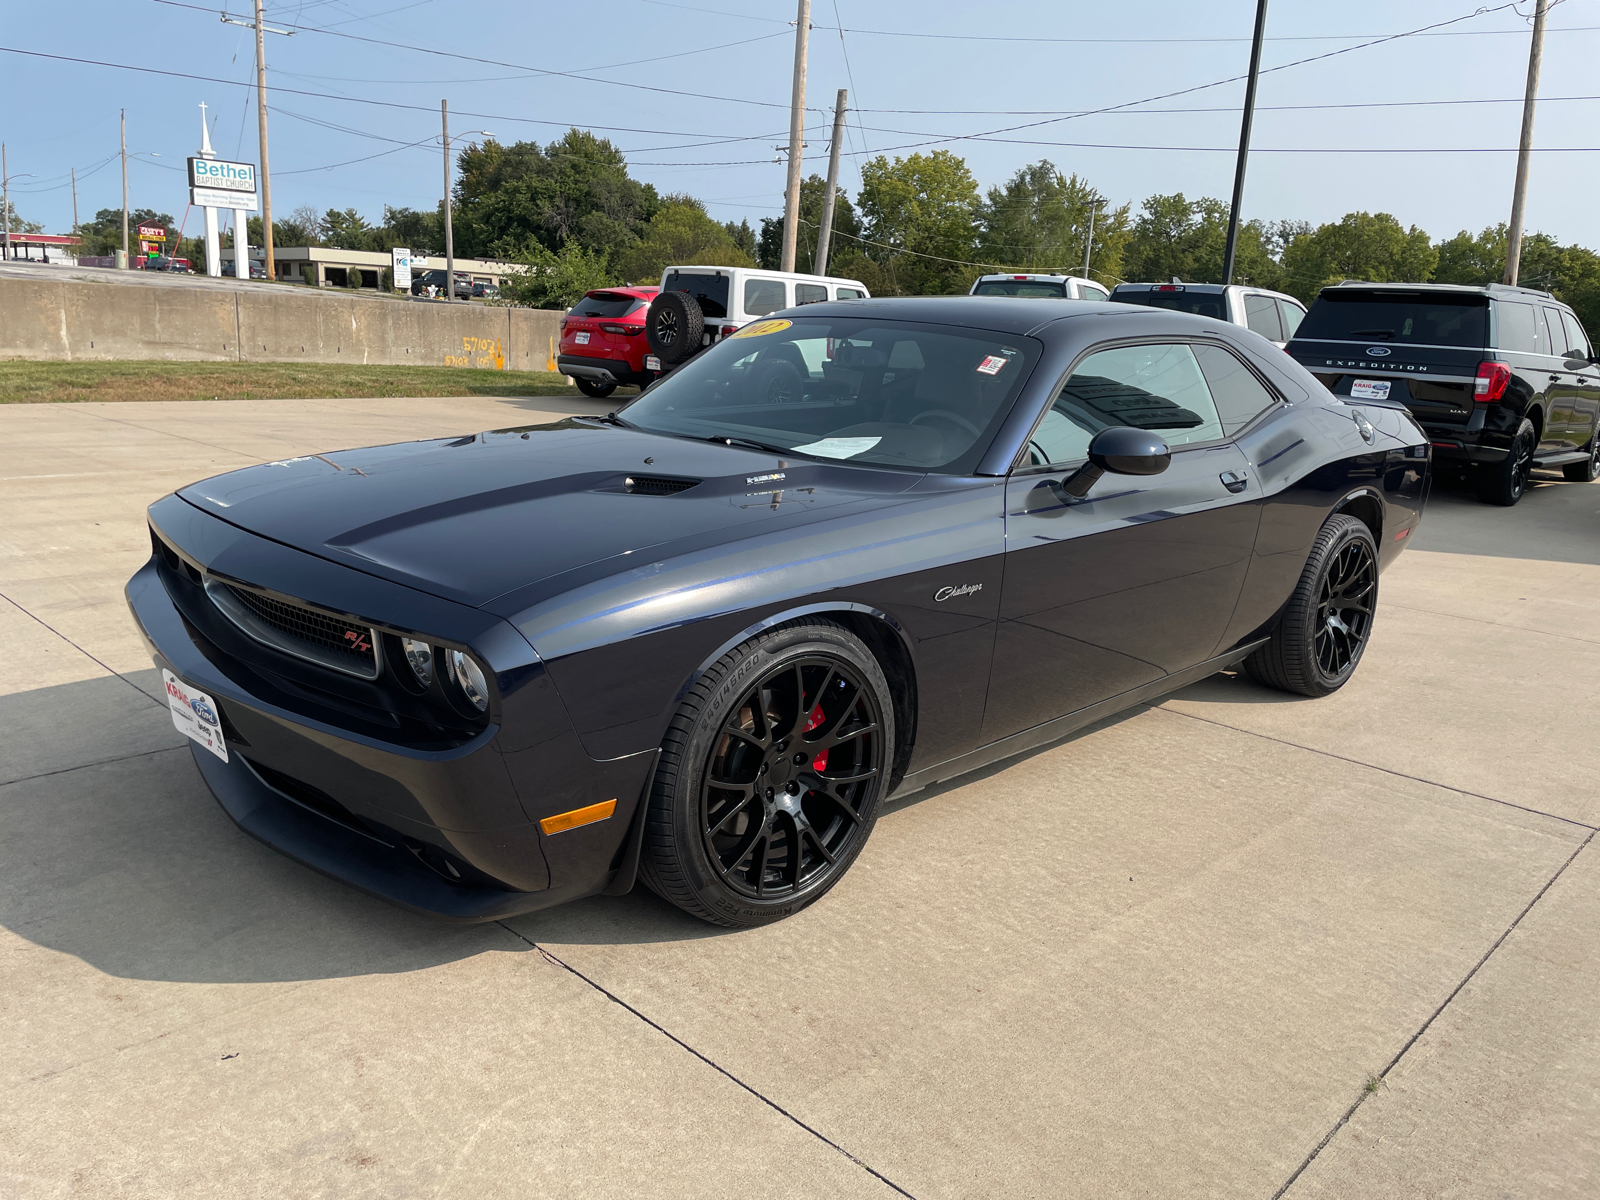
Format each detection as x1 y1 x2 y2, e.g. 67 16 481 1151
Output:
1054 427 1172 502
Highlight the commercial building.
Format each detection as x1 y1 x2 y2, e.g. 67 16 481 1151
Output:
260 246 523 291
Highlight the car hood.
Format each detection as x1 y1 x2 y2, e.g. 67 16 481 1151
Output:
178 419 923 607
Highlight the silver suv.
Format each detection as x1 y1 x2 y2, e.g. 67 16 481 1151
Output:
1110 281 1307 348
970 272 1111 302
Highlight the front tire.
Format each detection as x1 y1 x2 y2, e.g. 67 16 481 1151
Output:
1245 514 1378 698
575 377 617 399
1477 419 1535 505
639 620 894 928
1563 434 1600 483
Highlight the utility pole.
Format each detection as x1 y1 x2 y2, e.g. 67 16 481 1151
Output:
221 6 289 278
121 110 130 268
71 167 79 236
1082 197 1103 280
2 143 10 262
1504 0 1549 286
1223 0 1269 285
442 100 455 302
813 88 847 277
780 0 811 273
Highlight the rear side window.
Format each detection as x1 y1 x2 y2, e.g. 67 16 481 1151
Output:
1496 302 1543 353
1296 291 1488 347
973 280 1068 297
1244 294 1283 340
1560 310 1593 359
1543 307 1571 355
835 286 865 300
1194 344 1279 436
1080 284 1111 302
796 283 828 305
744 277 787 317
1277 299 1305 338
1120 289 1228 320
663 271 729 319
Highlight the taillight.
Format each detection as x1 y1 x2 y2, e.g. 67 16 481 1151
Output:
1474 360 1511 402
721 325 738 339
1156 284 1183 292
1013 275 1028 281
599 323 639 335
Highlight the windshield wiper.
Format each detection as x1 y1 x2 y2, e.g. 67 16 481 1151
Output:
708 435 790 455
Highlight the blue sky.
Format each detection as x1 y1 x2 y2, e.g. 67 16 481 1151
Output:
4 0 1597 249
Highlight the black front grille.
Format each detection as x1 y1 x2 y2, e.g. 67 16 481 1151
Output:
624 475 699 495
225 585 378 673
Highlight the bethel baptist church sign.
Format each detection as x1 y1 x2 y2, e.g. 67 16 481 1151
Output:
188 157 259 212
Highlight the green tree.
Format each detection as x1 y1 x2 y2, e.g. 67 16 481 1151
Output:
616 197 753 283
725 218 757 262
454 129 659 263
321 207 375 250
1121 193 1279 288
856 150 981 295
976 161 1130 285
756 175 862 273
3 206 44 235
498 239 616 309
1433 225 1506 284
1279 211 1437 302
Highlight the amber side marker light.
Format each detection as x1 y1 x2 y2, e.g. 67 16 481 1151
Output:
540 799 617 836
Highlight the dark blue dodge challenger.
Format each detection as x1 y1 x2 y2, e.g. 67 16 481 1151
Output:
127 297 1430 927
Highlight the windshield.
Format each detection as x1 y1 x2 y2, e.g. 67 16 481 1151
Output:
662 271 730 319
1296 291 1488 347
1119 289 1227 320
618 317 1041 473
973 279 1067 298
571 292 645 318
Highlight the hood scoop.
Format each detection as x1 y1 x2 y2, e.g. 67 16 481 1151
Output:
623 475 700 495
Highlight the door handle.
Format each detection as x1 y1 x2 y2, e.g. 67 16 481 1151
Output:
1220 469 1249 493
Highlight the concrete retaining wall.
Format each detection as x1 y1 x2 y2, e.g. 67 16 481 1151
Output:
0 269 564 372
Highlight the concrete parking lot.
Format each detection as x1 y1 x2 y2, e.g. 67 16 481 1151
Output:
2 395 1596 1198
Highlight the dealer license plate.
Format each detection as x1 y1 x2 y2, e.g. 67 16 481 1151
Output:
1350 379 1391 400
646 355 661 371
163 669 228 762
574 331 590 345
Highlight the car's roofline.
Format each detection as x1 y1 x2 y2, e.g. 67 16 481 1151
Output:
1320 280 1558 302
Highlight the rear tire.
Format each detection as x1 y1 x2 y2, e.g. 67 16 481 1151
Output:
1563 434 1600 483
747 358 803 404
1244 514 1378 698
639 619 894 928
646 291 705 366
575 377 616 399
1477 419 1535 505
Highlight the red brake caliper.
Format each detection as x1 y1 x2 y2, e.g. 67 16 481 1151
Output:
804 704 828 772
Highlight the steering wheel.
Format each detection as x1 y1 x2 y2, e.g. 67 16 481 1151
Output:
910 409 982 437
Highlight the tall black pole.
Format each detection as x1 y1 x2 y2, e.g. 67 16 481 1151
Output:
1222 0 1269 285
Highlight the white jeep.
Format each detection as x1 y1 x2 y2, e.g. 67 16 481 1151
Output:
643 265 870 373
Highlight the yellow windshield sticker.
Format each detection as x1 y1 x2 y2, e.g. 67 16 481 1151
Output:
731 319 792 339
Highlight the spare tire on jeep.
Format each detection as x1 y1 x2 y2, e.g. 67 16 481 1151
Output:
646 290 705 365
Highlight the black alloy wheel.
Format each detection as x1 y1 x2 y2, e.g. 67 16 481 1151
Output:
639 619 894 927
1245 514 1378 697
1563 433 1600 483
1477 418 1535 506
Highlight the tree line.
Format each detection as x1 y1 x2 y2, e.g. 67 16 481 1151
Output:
53 127 1600 331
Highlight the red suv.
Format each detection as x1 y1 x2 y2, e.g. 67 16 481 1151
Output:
556 285 660 398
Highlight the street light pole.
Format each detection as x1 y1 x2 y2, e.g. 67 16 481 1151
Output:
1222 0 1269 285
71 167 78 237
1082 197 1103 280
121 110 130 268
780 0 811 273
2 143 10 262
253 0 276 280
1504 0 1549 286
442 100 454 302
814 88 847 277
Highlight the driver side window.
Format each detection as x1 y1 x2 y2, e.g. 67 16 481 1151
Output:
1028 343 1225 467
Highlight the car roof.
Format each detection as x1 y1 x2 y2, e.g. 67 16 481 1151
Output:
1113 281 1231 294
1321 280 1558 302
757 294 1169 336
975 272 1083 282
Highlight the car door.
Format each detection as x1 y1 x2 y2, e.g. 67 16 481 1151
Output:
1540 305 1581 447
982 340 1262 742
1499 300 1565 451
1558 309 1600 450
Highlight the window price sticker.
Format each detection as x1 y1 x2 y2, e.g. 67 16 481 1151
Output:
163 669 229 762
976 355 1009 375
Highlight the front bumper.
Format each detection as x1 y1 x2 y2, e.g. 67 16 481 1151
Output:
127 499 658 922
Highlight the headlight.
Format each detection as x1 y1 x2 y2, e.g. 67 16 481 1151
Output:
449 650 489 711
401 638 434 686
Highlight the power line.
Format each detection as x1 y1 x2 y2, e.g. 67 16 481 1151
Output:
857 94 1600 117
815 21 1600 44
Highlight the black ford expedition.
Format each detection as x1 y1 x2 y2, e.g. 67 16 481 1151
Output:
1287 282 1600 505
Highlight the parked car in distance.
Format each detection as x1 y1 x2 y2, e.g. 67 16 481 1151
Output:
970 272 1111 301
220 260 268 280
129 295 1430 929
643 266 870 385
1285 281 1600 504
1111 281 1307 348
411 269 473 299
557 285 661 398
471 281 499 299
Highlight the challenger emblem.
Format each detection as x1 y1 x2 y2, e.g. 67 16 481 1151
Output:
344 630 372 653
934 584 983 602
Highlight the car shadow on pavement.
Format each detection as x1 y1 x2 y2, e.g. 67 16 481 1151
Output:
1416 471 1600 567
